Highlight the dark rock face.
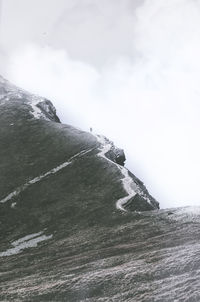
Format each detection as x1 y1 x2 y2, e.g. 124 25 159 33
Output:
36 99 61 123
124 193 156 211
106 143 126 166
6 76 200 302
128 170 159 210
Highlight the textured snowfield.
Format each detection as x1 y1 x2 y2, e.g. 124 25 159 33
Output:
1 207 200 301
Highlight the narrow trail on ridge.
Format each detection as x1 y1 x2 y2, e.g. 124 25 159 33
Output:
94 133 140 212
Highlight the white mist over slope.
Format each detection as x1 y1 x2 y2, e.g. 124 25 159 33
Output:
2 0 200 208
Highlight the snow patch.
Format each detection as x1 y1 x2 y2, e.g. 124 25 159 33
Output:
11 202 17 209
0 231 52 257
1 190 20 204
28 96 49 120
29 100 43 119
12 232 43 246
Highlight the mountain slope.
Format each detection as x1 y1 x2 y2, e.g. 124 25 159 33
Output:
2 76 190 302
0 75 158 217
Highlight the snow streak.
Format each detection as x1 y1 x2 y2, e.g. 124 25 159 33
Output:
0 148 93 204
0 231 52 257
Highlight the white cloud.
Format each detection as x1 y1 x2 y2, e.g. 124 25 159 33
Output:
5 0 200 208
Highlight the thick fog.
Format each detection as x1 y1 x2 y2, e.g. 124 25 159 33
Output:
1 0 200 208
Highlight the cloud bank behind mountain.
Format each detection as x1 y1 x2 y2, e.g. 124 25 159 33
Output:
1 0 200 208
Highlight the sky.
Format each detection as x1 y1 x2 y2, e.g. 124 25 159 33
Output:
1 0 200 208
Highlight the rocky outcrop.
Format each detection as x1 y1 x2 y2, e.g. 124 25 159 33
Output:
97 135 126 166
106 143 126 166
36 99 61 122
127 170 159 210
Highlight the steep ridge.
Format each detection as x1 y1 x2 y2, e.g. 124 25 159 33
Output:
94 134 158 211
0 75 158 213
3 77 200 301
